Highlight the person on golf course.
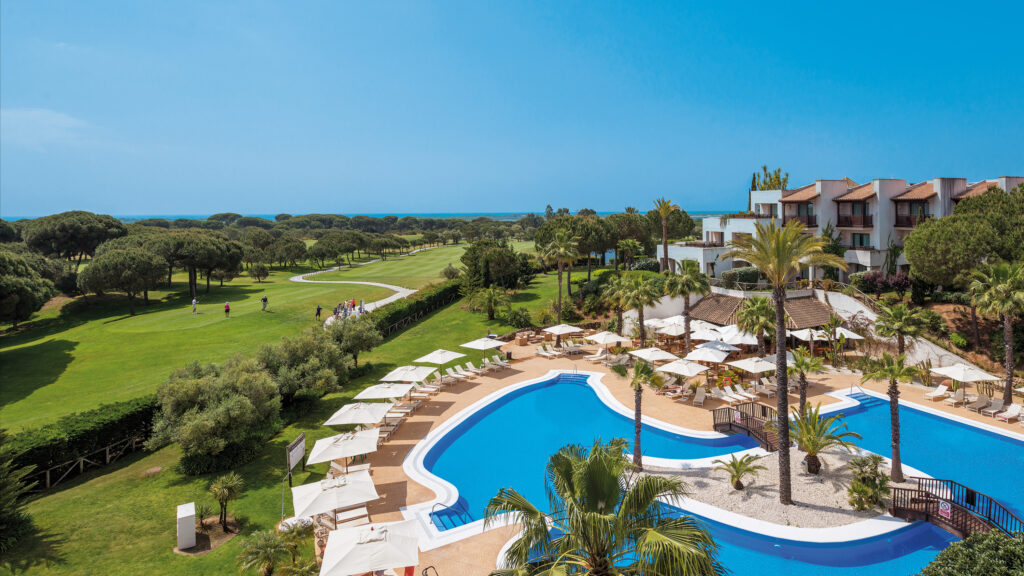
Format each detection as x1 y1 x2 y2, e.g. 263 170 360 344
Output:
192 297 198 315
261 295 268 311
224 301 230 318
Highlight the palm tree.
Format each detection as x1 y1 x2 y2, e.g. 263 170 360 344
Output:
785 403 861 474
619 274 661 344
471 285 511 321
236 530 289 576
484 439 723 576
788 346 824 413
279 521 315 564
712 454 767 490
970 262 1024 406
653 197 680 272
278 561 319 576
735 296 775 357
611 360 665 470
875 302 924 356
723 219 846 506
663 260 711 351
617 238 643 270
602 274 628 335
540 229 580 326
208 472 244 531
861 353 919 483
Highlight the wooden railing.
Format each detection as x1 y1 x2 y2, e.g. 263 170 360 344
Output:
895 213 931 227
712 402 779 451
783 214 817 227
890 477 1024 538
837 214 873 227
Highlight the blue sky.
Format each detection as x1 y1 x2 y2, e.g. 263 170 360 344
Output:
2 1 1022 218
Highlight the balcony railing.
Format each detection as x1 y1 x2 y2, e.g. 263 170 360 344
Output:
783 214 817 227
681 241 725 248
842 245 875 251
837 214 873 227
895 214 931 227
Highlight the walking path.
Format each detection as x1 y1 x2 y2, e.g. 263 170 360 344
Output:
289 268 416 312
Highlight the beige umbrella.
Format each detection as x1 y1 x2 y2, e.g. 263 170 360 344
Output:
697 340 740 352
320 520 419 576
585 331 632 348
355 383 415 400
291 469 378 518
727 356 777 374
657 324 690 337
629 347 679 363
413 349 466 364
379 365 437 383
657 360 710 378
684 348 729 363
306 429 380 465
324 402 394 426
690 328 722 341
461 337 505 350
931 363 998 382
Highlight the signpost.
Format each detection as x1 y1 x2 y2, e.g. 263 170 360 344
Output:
938 500 952 520
286 432 306 487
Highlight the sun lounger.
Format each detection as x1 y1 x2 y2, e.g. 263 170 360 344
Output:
464 362 485 375
416 384 440 395
670 387 694 402
330 461 372 478
454 365 476 379
536 345 555 358
409 391 430 401
753 381 775 398
480 358 498 372
924 385 950 401
335 506 369 525
336 516 370 529
445 367 466 381
711 388 739 405
995 404 1023 423
730 385 757 401
692 388 707 407
981 398 1005 417
491 354 511 368
584 349 608 362
966 394 990 413
545 345 565 357
943 388 966 407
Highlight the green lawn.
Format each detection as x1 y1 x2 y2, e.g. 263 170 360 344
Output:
3 271 562 576
0 269 395 430
312 245 467 289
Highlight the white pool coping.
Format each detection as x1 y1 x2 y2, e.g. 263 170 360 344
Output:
402 371 1024 552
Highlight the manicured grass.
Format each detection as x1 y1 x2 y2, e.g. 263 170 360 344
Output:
0 268 394 430
4 272 560 576
312 245 467 289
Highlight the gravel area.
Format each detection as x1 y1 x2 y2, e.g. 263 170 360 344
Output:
650 448 914 528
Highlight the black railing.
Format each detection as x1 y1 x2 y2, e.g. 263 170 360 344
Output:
783 214 817 227
422 567 440 576
837 214 873 227
890 477 1024 538
895 214 931 227
712 402 779 451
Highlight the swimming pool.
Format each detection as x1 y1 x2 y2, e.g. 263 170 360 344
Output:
410 373 1024 573
422 372 757 528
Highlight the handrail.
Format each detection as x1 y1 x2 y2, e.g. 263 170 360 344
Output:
430 500 471 525
712 402 779 451
890 476 1024 538
422 567 440 576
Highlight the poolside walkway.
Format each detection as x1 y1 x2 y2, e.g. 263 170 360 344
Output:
325 346 1023 574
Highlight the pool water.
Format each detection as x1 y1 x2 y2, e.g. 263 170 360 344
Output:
423 373 757 528
421 376 1024 574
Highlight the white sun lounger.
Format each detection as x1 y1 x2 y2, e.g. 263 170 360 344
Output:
995 404 1023 423
943 388 966 407
445 367 467 381
691 388 707 407
465 362 486 375
730 385 758 401
584 349 608 362
454 365 476 379
924 385 950 401
490 354 511 368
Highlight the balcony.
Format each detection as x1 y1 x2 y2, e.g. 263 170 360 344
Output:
895 214 931 228
681 241 725 248
783 214 817 227
837 214 873 227
841 245 875 251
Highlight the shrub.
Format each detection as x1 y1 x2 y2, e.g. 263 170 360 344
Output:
910 275 933 305
441 263 460 280
920 531 1024 576
847 454 890 511
720 266 761 289
557 300 582 323
848 271 868 293
888 272 911 300
931 291 971 305
9 395 157 474
326 315 382 368
537 309 557 326
504 307 533 329
629 258 659 273
371 280 461 334
918 309 948 337
0 430 36 554
249 263 270 282
258 332 347 406
862 270 888 297
582 293 605 317
950 332 968 349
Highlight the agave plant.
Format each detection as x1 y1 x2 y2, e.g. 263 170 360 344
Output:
712 454 767 490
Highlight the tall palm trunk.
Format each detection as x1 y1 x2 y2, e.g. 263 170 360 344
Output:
556 261 564 345
970 305 981 350
637 307 647 344
756 334 765 358
683 298 691 351
633 386 643 470
896 333 905 356
615 306 624 336
773 286 793 505
888 379 904 482
1003 314 1014 405
798 374 808 414
660 219 669 273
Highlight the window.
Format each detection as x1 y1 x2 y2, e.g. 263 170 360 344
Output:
851 233 871 248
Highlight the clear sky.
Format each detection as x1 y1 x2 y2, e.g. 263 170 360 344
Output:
2 1 1022 218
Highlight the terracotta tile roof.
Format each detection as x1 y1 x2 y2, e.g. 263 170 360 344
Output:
834 182 875 202
840 177 859 187
954 180 998 200
780 183 819 203
783 297 833 330
892 181 936 201
689 294 833 330
689 294 744 326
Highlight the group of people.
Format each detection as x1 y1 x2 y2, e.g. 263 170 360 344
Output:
315 298 365 321
190 295 269 317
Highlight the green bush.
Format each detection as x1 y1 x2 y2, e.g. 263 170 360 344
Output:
721 266 760 288
846 454 891 511
9 395 157 473
931 291 971 305
920 531 1024 576
504 307 533 329
629 258 659 272
918 309 948 337
371 279 462 334
558 300 582 323
848 271 868 293
950 332 968 349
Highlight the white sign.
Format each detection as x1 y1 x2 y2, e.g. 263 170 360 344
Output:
938 500 952 520
287 433 306 471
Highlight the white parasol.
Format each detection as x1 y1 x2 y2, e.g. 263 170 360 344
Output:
931 363 999 383
628 347 679 363
319 520 419 576
354 383 415 401
727 356 777 374
324 402 394 426
657 360 711 378
684 348 730 363
543 324 583 335
461 337 506 350
379 366 437 383
413 349 466 365
291 469 379 518
306 429 380 465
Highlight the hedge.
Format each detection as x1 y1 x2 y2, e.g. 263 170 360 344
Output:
9 395 157 473
370 279 462 335
721 266 761 288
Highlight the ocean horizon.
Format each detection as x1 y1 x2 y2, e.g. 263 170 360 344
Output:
4 210 732 223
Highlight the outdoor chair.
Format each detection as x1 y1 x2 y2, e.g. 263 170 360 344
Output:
445 367 467 381
730 385 757 401
981 398 1005 417
465 362 486 375
454 365 476 379
490 354 511 368
995 404 1023 423
711 388 738 405
966 394 990 413
924 385 949 401
943 388 966 407
691 388 707 407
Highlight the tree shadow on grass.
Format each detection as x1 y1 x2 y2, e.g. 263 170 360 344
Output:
0 524 68 574
0 339 76 413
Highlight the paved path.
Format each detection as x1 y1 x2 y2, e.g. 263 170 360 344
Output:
289 267 416 312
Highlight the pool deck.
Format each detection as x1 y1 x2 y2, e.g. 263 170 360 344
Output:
346 346 1024 574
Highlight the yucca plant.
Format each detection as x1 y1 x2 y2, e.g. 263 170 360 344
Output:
712 454 767 490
